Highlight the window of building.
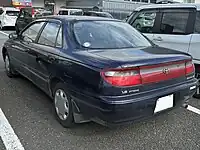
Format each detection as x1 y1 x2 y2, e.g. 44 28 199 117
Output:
159 12 189 34
38 22 61 47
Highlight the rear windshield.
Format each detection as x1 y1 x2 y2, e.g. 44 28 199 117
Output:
6 11 19 16
97 13 113 18
73 21 151 49
59 10 68 15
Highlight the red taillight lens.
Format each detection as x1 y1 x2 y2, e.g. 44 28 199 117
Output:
101 68 142 86
185 60 195 75
101 60 195 87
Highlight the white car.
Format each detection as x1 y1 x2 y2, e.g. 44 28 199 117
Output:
0 7 19 30
57 8 83 16
127 3 200 97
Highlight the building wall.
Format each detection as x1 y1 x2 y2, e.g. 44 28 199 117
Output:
32 0 44 7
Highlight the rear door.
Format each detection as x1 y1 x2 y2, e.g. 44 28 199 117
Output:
127 8 160 41
152 8 195 53
26 20 62 92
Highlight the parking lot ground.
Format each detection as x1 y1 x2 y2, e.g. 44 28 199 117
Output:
0 30 200 150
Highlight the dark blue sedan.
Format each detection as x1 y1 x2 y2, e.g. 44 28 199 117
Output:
2 16 198 127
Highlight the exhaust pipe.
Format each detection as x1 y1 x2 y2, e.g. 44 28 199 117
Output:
182 103 188 109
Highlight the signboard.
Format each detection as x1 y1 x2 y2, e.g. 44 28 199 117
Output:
12 0 32 7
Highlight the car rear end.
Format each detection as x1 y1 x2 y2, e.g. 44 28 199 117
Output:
71 19 198 126
2 8 19 27
93 59 197 125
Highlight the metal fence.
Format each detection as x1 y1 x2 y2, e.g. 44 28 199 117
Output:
102 0 149 20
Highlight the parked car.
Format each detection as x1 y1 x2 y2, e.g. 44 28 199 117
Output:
2 16 197 127
57 8 83 16
15 7 52 34
0 7 19 30
83 11 113 18
127 3 200 98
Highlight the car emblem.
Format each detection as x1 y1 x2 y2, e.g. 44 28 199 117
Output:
163 68 170 74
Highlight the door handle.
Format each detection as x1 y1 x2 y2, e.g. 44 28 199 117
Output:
153 36 163 41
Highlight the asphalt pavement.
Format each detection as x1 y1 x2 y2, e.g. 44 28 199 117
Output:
0 29 200 150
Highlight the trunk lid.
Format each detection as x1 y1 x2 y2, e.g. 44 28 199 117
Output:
87 46 191 68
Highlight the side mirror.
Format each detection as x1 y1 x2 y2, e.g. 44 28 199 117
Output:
8 33 18 39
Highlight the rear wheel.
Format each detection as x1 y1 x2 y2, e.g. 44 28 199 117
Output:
4 52 17 78
0 22 3 30
193 73 200 99
15 25 20 34
53 82 74 128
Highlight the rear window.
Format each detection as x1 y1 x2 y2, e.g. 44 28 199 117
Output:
73 21 152 49
6 11 19 16
97 13 113 18
59 10 68 15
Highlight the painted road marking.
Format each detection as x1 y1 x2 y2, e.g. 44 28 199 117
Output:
0 108 25 150
0 31 9 37
187 105 200 115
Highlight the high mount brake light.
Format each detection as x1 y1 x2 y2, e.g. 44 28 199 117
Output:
101 60 195 87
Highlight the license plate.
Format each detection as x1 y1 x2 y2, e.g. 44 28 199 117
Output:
154 94 174 113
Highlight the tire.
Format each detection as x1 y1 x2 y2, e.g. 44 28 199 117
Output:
53 82 74 128
193 85 200 99
0 22 3 30
4 52 17 78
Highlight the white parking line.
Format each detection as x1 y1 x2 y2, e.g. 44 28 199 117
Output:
187 105 200 115
0 31 9 36
0 108 25 150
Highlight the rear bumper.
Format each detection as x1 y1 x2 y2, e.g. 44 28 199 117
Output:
2 21 16 27
72 78 198 126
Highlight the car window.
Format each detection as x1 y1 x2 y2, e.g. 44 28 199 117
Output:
0 8 4 15
73 21 152 49
6 11 19 16
131 11 157 33
38 22 61 47
59 10 68 15
55 27 63 48
19 10 24 18
195 11 200 34
22 22 45 42
159 12 189 34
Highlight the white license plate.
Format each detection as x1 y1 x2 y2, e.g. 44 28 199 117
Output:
154 94 174 113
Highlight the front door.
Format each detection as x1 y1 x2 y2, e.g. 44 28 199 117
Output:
128 9 160 42
16 21 46 78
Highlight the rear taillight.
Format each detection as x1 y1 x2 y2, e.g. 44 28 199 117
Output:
101 68 141 86
101 60 195 87
185 60 195 75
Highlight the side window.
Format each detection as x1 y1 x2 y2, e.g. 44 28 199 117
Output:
159 11 189 34
0 8 4 15
19 10 24 18
56 27 63 48
195 11 200 33
131 11 157 33
38 22 61 47
22 22 45 42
